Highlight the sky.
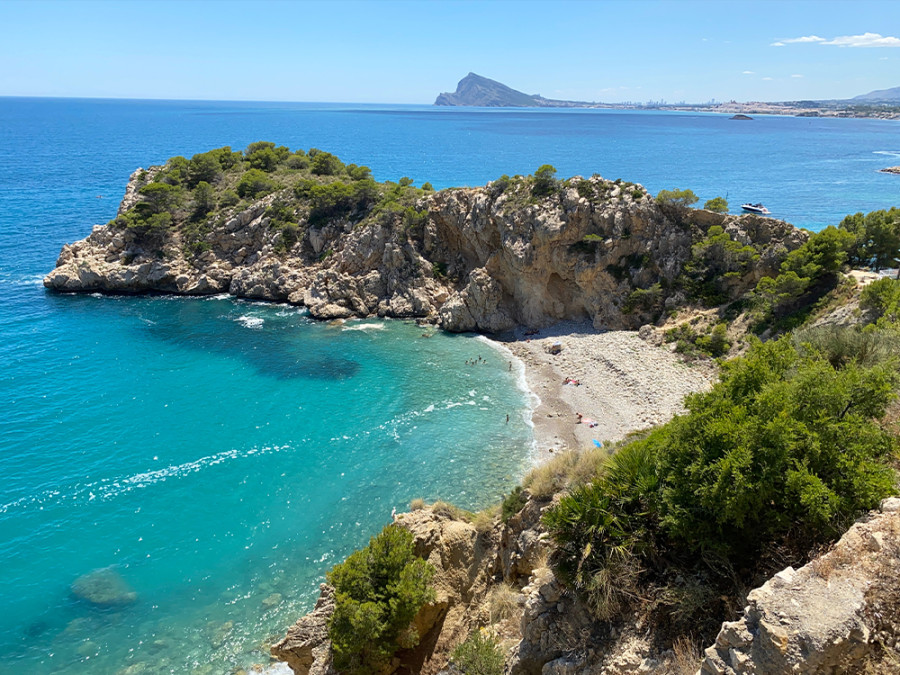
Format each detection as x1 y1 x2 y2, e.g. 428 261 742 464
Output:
1 0 899 104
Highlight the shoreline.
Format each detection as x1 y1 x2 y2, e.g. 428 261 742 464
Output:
497 320 718 463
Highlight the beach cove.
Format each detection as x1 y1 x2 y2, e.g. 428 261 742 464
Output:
2 97 897 673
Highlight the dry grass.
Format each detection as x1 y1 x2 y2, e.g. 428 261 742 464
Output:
532 545 551 572
431 500 471 521
487 583 521 625
472 504 500 535
667 636 703 675
409 498 426 511
523 445 611 498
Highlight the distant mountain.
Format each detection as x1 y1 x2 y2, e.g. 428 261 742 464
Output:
434 73 595 108
852 86 900 102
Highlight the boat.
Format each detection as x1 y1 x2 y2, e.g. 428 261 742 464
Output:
741 203 770 215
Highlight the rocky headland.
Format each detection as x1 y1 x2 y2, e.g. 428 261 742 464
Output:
44 155 804 336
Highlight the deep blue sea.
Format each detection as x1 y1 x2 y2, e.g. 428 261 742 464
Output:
0 98 897 674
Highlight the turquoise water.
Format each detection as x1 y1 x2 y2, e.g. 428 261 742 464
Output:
1 296 532 673
0 98 898 673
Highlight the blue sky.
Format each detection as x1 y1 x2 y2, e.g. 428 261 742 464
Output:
1 0 898 103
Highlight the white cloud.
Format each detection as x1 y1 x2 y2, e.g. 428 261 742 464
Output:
771 35 825 46
762 77 774 81
823 32 900 47
742 70 755 75
773 32 900 48
791 74 804 78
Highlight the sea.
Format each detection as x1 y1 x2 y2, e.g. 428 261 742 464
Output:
0 97 897 674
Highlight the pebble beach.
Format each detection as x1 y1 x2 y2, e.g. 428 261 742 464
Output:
504 321 718 459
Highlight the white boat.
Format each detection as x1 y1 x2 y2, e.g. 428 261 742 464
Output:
741 203 770 215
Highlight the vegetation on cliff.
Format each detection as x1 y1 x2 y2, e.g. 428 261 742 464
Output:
327 523 435 674
111 142 430 259
543 313 899 637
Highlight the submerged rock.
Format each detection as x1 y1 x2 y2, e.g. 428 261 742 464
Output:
70 566 137 607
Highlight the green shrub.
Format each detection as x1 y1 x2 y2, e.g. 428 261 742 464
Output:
220 190 240 208
655 188 698 208
624 283 663 316
295 179 378 226
191 181 216 218
693 322 731 357
861 277 900 327
532 164 558 197
681 225 758 306
501 486 527 523
347 164 373 181
139 181 182 214
236 169 278 199
327 524 435 674
753 226 854 326
703 196 729 213
311 151 345 176
451 630 505 675
838 208 900 271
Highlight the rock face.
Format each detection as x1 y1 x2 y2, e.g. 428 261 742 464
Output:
880 166 900 175
271 585 336 675
45 173 805 334
272 499 552 675
699 501 900 675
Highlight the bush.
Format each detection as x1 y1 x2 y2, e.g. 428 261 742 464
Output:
656 337 897 558
532 164 558 197
295 179 378 226
656 188 699 208
753 226 854 324
139 181 182 214
703 196 729 213
451 630 505 675
838 208 900 271
861 277 900 327
681 226 758 306
327 524 435 674
490 174 512 197
501 486 527 522
311 151 345 176
236 169 277 199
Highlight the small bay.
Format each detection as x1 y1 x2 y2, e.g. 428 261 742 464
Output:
0 97 897 673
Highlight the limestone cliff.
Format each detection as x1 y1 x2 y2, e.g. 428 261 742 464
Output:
700 498 900 675
273 498 900 675
44 168 804 333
